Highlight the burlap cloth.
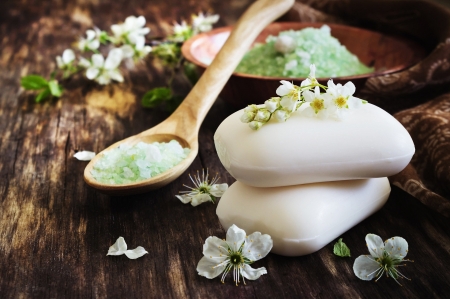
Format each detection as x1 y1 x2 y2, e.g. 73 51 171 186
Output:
284 0 450 217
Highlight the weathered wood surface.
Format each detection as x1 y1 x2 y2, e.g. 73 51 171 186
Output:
0 0 449 298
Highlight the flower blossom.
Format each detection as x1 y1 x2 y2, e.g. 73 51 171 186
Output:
302 86 331 118
56 49 75 69
276 80 301 112
326 79 362 119
176 169 228 206
81 48 124 85
111 15 150 46
300 64 318 88
353 234 413 285
192 12 219 33
197 224 273 285
78 29 101 52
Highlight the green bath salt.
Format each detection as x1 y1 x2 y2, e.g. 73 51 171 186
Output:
235 25 373 78
91 140 190 184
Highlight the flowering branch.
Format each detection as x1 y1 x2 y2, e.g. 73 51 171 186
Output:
240 64 368 130
20 12 219 111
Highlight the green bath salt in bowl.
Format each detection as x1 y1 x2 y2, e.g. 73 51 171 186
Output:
235 25 373 78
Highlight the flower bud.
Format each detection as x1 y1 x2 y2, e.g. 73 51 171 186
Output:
244 104 258 113
248 121 263 131
264 97 280 113
254 108 271 123
240 111 255 123
274 108 290 122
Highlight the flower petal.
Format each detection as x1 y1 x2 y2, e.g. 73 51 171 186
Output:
107 237 128 256
73 151 96 161
196 256 226 279
210 183 228 197
124 246 148 259
108 69 124 83
243 232 273 262
226 224 246 252
79 57 91 68
191 193 211 206
86 29 96 40
280 97 296 112
302 90 314 102
343 81 356 97
276 81 292 96
105 48 123 69
241 264 267 280
385 237 408 259
121 44 135 58
176 194 192 204
86 67 100 80
202 236 228 262
91 54 104 68
366 234 384 258
62 49 75 64
300 78 312 87
353 255 380 280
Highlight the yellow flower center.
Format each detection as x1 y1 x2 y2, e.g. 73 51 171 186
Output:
311 98 324 114
287 86 300 100
334 96 348 109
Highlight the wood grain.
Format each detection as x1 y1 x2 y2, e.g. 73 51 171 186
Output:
0 0 450 298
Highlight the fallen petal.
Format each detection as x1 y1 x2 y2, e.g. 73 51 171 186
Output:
124 246 148 259
74 151 96 161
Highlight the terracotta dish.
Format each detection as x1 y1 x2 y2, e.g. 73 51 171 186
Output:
182 22 427 108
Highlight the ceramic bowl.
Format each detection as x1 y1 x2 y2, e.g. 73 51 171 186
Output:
181 22 426 108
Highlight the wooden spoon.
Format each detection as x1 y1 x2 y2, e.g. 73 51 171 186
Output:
84 0 294 195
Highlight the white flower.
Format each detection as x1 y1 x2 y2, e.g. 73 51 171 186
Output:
249 121 263 131
274 35 296 54
192 12 219 33
240 111 255 123
56 49 75 69
301 86 331 118
111 15 150 46
264 97 280 113
106 237 148 259
121 40 152 60
353 234 412 285
78 29 100 52
73 150 96 161
85 48 124 85
326 79 362 119
176 169 228 206
300 64 318 88
276 80 301 112
273 108 290 122
197 224 273 285
254 108 270 123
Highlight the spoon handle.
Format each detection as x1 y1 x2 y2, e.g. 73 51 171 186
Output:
169 0 294 136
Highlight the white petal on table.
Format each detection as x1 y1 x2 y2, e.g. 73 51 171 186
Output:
226 224 246 252
73 151 96 161
241 264 267 280
365 234 384 259
243 232 273 262
196 256 226 279
353 255 380 280
124 247 148 259
107 237 128 256
385 237 408 259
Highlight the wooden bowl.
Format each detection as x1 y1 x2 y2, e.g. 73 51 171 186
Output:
181 22 427 108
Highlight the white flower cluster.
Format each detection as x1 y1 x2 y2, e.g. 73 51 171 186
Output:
240 64 367 130
55 15 152 85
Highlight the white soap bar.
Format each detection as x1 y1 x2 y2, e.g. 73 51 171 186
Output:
214 104 414 187
217 178 390 256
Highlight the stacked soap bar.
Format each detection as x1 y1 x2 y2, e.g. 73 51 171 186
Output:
214 104 414 256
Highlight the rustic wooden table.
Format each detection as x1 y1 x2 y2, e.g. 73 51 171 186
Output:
1 0 449 298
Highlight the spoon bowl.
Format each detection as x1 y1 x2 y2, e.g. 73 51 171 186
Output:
83 0 295 195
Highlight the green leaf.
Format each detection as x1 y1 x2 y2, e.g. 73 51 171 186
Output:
141 87 172 108
48 79 63 97
35 88 51 103
21 75 49 90
183 62 199 85
333 238 351 257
